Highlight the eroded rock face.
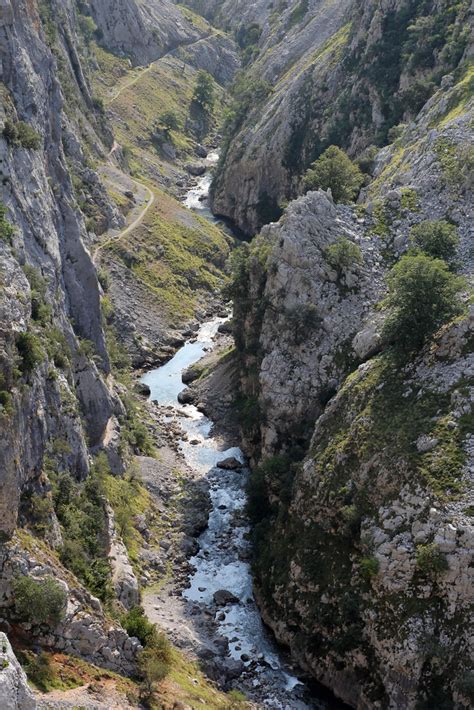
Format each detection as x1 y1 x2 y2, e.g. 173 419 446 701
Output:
209 0 473 235
0 0 121 536
90 0 199 64
0 536 142 675
253 313 474 708
0 633 36 710
236 190 384 458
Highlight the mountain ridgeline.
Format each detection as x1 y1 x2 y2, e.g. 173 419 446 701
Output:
0 0 472 708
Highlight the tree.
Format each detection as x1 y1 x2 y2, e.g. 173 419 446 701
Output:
325 237 363 274
303 146 364 203
192 71 215 112
382 253 464 356
409 219 459 266
157 111 180 134
13 576 67 625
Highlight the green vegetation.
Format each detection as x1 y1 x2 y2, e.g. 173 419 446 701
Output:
156 110 180 134
303 146 364 203
17 652 62 692
218 74 272 167
23 265 52 325
382 254 464 356
359 556 380 581
0 203 15 244
52 456 112 602
3 119 41 150
122 605 157 647
288 0 309 28
102 465 150 566
409 220 459 265
325 237 363 274
434 138 474 192
12 576 66 625
235 23 262 65
138 630 173 705
16 330 44 373
192 70 215 112
416 543 449 575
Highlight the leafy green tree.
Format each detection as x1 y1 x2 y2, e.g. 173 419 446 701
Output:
409 219 459 265
303 146 364 203
192 71 215 112
13 576 66 625
382 253 464 356
17 331 44 373
157 111 180 134
325 237 363 274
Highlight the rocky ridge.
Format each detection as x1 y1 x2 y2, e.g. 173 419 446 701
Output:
229 12 474 708
209 0 473 234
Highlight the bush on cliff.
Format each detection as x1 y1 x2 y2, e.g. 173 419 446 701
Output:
303 146 364 203
409 219 459 266
13 576 66 626
192 71 215 113
382 253 464 356
325 237 363 274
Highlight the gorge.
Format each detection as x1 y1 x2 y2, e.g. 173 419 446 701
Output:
0 1 472 709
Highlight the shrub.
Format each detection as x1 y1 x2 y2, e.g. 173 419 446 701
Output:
0 203 15 243
17 331 44 373
54 463 112 602
4 119 41 150
192 71 215 112
303 146 364 203
138 633 172 702
97 268 110 292
416 543 449 575
12 576 66 625
17 121 42 150
325 237 363 274
0 389 13 415
409 220 459 265
359 556 380 580
157 111 180 133
121 606 157 646
19 651 57 691
382 254 464 356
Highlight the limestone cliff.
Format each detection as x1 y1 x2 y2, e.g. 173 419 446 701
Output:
0 0 141 676
230 20 474 708
210 0 473 234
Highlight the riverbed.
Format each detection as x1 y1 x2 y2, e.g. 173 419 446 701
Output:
140 159 341 708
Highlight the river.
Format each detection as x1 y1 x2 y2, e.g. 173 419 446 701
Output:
140 158 342 708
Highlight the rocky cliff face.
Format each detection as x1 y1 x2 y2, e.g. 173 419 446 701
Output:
0 0 142 675
231 17 474 707
88 0 240 83
0 0 119 537
0 633 36 710
210 0 473 234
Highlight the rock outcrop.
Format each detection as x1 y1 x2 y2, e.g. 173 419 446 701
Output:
0 534 142 675
0 633 36 710
229 15 474 706
209 0 473 234
106 504 140 610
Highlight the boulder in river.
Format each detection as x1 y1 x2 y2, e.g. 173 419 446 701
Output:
177 388 196 404
213 589 240 606
182 366 200 384
216 456 242 470
217 319 233 334
134 381 151 397
186 163 206 176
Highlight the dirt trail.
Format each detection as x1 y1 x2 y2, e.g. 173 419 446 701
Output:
93 175 154 265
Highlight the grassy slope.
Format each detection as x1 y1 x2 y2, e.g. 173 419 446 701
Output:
91 43 231 329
